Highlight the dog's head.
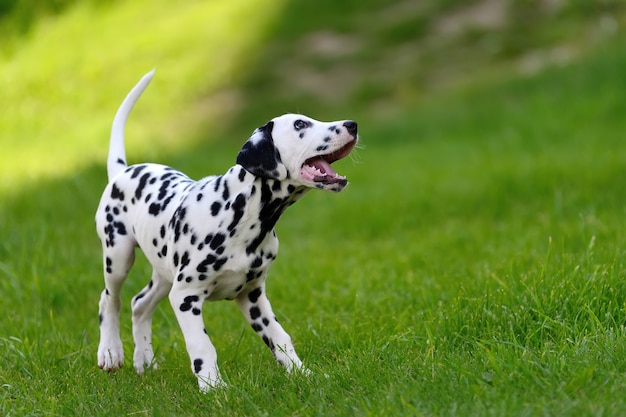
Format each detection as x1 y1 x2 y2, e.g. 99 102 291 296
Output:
236 114 358 192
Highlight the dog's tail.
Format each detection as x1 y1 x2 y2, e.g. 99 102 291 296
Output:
107 69 155 182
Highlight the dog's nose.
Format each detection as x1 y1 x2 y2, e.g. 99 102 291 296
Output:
343 120 358 137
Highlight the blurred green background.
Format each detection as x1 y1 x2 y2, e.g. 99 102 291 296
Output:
2 1 626 416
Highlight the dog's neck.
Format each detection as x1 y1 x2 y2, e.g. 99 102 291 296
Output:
226 166 309 254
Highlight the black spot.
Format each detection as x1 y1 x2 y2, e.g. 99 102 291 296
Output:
130 164 147 179
213 176 222 192
199 274 207 281
235 284 243 292
227 194 247 233
180 252 190 268
299 132 305 139
193 358 203 373
197 254 217 273
213 257 227 271
222 180 230 201
238 168 247 182
248 287 262 303
99 313 103 325
263 317 270 326
197 193 203 202
210 202 221 216
135 292 146 302
173 252 179 267
177 273 184 282
251 323 263 332
134 172 151 200
190 234 197 245
158 180 170 200
251 256 263 268
160 225 166 238
263 335 275 351
316 145 328 152
161 245 168 256
328 126 336 132
210 233 226 250
111 184 125 201
117 157 126 165
192 308 201 316
185 276 192 283
149 203 161 216
113 221 127 236
113 207 120 215
179 295 199 312
250 306 261 320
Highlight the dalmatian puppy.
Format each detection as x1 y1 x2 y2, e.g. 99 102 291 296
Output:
95 70 358 391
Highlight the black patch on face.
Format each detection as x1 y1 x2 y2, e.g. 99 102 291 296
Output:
236 121 283 179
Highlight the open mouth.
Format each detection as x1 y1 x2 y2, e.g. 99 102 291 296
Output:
300 139 357 186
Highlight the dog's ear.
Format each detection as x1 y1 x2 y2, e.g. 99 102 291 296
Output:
236 121 286 179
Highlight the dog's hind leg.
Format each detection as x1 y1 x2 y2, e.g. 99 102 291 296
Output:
236 282 308 374
97 238 135 371
131 269 172 374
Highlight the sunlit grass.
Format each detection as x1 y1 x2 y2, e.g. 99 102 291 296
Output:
0 0 286 190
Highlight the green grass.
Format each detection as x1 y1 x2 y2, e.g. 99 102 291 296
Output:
2 1 626 416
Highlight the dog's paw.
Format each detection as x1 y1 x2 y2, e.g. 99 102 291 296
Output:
133 348 157 375
198 376 228 393
98 344 124 371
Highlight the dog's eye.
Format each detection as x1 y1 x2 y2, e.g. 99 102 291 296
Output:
294 120 309 131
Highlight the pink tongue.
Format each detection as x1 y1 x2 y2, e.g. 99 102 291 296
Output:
309 157 336 175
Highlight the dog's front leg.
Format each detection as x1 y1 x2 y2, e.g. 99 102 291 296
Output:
236 281 308 374
168 286 225 391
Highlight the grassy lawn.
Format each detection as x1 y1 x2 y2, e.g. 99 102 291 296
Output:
2 1 626 416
